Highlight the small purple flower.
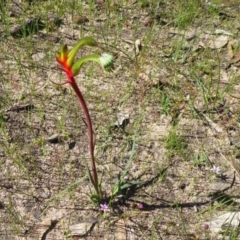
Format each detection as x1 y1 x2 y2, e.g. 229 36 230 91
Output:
203 223 209 230
210 165 221 175
138 203 144 209
100 203 110 212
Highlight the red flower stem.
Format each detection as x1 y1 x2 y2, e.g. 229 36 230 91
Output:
67 75 100 196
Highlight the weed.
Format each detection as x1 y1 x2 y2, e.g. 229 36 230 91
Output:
165 128 187 159
191 151 210 168
175 0 202 29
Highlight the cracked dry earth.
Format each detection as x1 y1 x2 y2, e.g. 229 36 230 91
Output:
0 1 240 239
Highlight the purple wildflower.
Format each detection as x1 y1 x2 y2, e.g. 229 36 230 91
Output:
138 203 144 209
100 203 110 212
210 165 221 175
203 223 209 230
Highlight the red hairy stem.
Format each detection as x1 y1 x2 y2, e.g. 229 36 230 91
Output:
67 75 99 195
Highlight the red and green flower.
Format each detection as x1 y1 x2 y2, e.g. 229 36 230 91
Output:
55 37 114 203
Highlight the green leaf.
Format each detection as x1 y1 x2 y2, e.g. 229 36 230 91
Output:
120 183 131 189
120 181 144 190
111 185 120 197
90 194 101 204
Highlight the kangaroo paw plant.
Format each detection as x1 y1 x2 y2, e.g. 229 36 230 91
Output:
55 37 114 203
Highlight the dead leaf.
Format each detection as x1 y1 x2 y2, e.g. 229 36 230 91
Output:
178 101 187 111
134 39 142 55
208 35 228 49
220 70 229 84
168 27 197 41
204 212 240 233
229 49 240 64
69 218 97 236
115 112 130 128
46 133 61 143
215 29 233 36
